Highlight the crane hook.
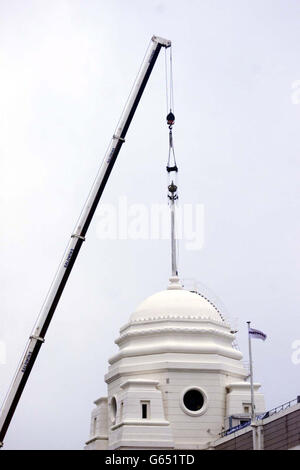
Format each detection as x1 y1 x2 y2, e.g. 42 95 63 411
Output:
166 111 175 128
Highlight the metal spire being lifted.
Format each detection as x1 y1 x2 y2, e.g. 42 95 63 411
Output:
164 43 179 281
166 113 179 278
164 46 181 291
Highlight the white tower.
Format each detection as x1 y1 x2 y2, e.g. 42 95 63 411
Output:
85 112 265 450
85 276 265 450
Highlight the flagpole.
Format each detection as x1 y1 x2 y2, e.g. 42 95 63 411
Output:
247 321 258 450
247 322 267 450
247 321 255 422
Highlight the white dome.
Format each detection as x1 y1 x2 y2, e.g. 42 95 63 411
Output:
130 287 222 323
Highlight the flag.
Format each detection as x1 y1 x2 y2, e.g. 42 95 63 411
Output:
249 327 267 341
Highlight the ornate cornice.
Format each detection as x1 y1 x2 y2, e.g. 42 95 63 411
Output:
105 361 248 384
109 341 242 365
120 315 230 333
115 326 234 346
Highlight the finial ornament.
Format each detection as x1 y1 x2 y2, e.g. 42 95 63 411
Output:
167 276 182 290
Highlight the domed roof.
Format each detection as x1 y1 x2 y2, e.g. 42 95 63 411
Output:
130 280 222 323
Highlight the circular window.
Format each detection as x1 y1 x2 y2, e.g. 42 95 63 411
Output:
184 389 204 411
180 387 207 416
110 396 117 424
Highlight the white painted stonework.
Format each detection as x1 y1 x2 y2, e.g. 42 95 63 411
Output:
85 278 265 450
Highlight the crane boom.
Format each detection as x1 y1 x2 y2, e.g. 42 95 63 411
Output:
0 35 171 447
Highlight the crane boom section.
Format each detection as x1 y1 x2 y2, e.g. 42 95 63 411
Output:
0 35 171 447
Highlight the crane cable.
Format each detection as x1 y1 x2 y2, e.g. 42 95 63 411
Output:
164 46 174 113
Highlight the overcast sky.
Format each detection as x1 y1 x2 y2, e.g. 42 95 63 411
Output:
0 0 299 449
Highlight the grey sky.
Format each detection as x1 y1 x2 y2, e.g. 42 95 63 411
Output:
0 0 299 449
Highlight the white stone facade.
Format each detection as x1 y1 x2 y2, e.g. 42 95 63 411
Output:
85 279 265 450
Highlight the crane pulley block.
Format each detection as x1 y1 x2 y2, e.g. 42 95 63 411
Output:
166 111 175 126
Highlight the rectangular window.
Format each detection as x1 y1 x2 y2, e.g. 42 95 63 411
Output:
243 403 251 414
141 401 150 419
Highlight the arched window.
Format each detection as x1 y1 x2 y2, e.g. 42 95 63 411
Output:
109 396 117 424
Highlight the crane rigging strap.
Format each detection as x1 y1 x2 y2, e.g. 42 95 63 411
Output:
167 125 177 172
